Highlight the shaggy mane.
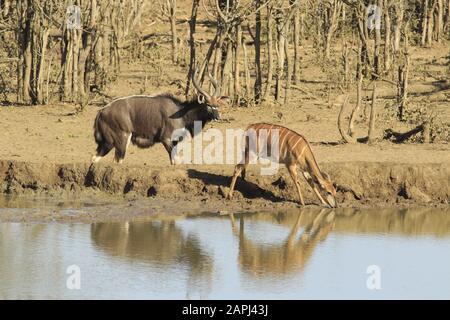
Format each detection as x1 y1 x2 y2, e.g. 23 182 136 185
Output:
157 93 199 108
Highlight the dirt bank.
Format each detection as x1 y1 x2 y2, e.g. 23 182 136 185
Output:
1 159 448 210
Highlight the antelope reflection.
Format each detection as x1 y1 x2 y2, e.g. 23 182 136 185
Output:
230 209 335 276
91 220 212 274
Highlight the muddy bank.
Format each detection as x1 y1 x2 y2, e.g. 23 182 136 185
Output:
0 159 448 208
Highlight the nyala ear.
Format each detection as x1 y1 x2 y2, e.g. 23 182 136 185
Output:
197 94 205 104
322 172 331 181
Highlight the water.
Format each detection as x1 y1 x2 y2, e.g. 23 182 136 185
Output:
1 206 450 299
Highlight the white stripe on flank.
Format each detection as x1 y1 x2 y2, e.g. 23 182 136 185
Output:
291 135 303 150
267 124 280 153
296 145 308 162
100 94 158 110
279 130 289 151
279 130 291 158
266 124 274 147
284 133 297 158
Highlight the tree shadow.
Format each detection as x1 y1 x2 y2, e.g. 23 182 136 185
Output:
310 141 343 146
409 79 450 98
384 124 425 143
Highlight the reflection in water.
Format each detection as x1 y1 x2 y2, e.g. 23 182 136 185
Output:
90 220 213 298
0 223 83 299
334 207 450 236
232 209 335 276
1 206 450 299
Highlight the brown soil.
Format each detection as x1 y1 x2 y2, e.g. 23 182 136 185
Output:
0 157 448 223
0 2 449 217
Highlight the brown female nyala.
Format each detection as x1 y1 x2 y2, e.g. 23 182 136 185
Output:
227 123 337 208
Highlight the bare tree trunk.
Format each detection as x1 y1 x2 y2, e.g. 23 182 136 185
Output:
393 0 404 53
275 10 286 102
242 37 251 98
77 0 97 106
21 0 33 103
185 0 200 97
284 24 292 105
292 0 300 84
351 40 364 128
45 42 55 104
263 4 274 102
233 24 242 102
384 0 392 72
338 95 357 144
16 0 24 102
397 27 410 121
426 0 435 46
254 0 262 104
222 40 233 96
72 27 81 103
367 81 378 144
324 0 341 60
342 41 349 89
421 0 429 46
356 2 371 77
300 11 305 39
16 14 23 102
36 29 49 104
446 0 450 31
168 0 178 63
373 0 383 75
212 35 223 88
349 62 363 136
95 2 109 88
435 0 443 42
62 30 73 101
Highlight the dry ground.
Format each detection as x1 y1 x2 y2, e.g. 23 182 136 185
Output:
0 1 449 214
1 0 448 167
0 44 448 167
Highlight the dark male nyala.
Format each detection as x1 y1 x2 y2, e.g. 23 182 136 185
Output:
92 69 228 164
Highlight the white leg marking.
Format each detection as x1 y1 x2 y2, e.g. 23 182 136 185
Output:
113 155 121 164
279 131 291 159
283 133 296 159
303 171 312 180
92 155 102 163
125 133 132 151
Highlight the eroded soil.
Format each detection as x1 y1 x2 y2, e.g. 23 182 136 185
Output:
0 2 449 220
